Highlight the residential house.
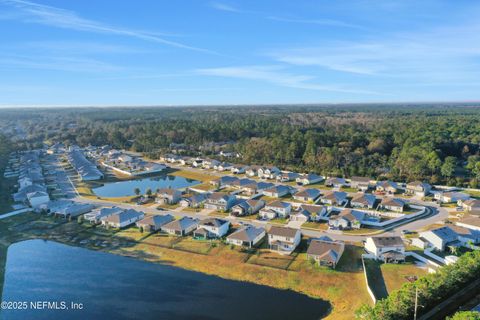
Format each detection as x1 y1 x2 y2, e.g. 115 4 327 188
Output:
297 204 329 221
296 173 324 186
405 181 432 197
210 176 238 188
136 214 175 232
350 193 377 209
456 215 480 232
84 207 124 224
325 177 348 188
245 165 261 177
379 198 407 212
229 178 256 189
204 192 236 211
376 181 399 194
258 166 281 179
328 208 365 230
259 201 292 220
293 188 321 203
365 236 406 263
193 218 230 239
27 191 50 208
162 217 198 236
55 202 94 219
156 188 182 205
231 199 265 216
458 199 480 212
350 176 373 192
306 238 345 268
276 172 300 182
179 193 208 208
101 209 145 229
262 185 291 198
435 191 470 203
201 159 219 169
290 204 327 223
231 165 248 174
192 158 204 168
320 191 348 206
226 226 266 248
215 162 233 172
420 225 480 251
267 226 301 255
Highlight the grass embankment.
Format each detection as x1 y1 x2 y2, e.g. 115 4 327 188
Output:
380 260 428 293
169 169 217 182
0 213 371 320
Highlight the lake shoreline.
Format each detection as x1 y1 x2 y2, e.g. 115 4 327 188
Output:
2 239 332 320
0 213 371 319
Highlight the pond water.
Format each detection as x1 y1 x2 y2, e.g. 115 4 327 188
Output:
92 175 199 197
1 240 330 320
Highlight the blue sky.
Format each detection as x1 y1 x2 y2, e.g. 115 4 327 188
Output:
1 0 480 106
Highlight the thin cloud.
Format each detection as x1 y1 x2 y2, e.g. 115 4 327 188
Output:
0 0 215 54
196 65 378 94
267 16 365 29
208 2 241 13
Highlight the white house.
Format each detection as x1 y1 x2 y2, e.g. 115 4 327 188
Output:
267 226 301 255
420 225 480 251
295 173 323 185
27 191 50 208
379 198 406 212
193 218 230 239
435 191 470 203
101 209 144 229
259 201 292 220
405 181 432 197
364 236 405 263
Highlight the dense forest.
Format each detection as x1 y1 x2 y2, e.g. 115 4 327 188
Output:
1 104 480 187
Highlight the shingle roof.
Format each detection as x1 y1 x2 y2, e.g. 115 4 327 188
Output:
227 226 265 242
306 239 344 262
370 236 404 247
268 226 299 238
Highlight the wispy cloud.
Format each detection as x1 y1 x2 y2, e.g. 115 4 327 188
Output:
208 2 241 13
0 0 214 53
268 21 480 80
0 55 122 73
196 65 378 94
267 16 365 29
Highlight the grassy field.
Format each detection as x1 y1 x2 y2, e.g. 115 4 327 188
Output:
169 169 217 182
0 213 372 320
380 259 428 293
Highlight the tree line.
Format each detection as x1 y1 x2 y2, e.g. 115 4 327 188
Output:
2 104 480 186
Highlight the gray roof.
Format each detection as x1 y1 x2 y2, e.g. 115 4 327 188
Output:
163 216 198 231
268 226 299 238
104 209 143 223
267 200 291 209
227 226 265 242
199 218 229 228
294 188 321 199
370 236 404 248
381 198 406 207
306 239 344 262
137 214 174 228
